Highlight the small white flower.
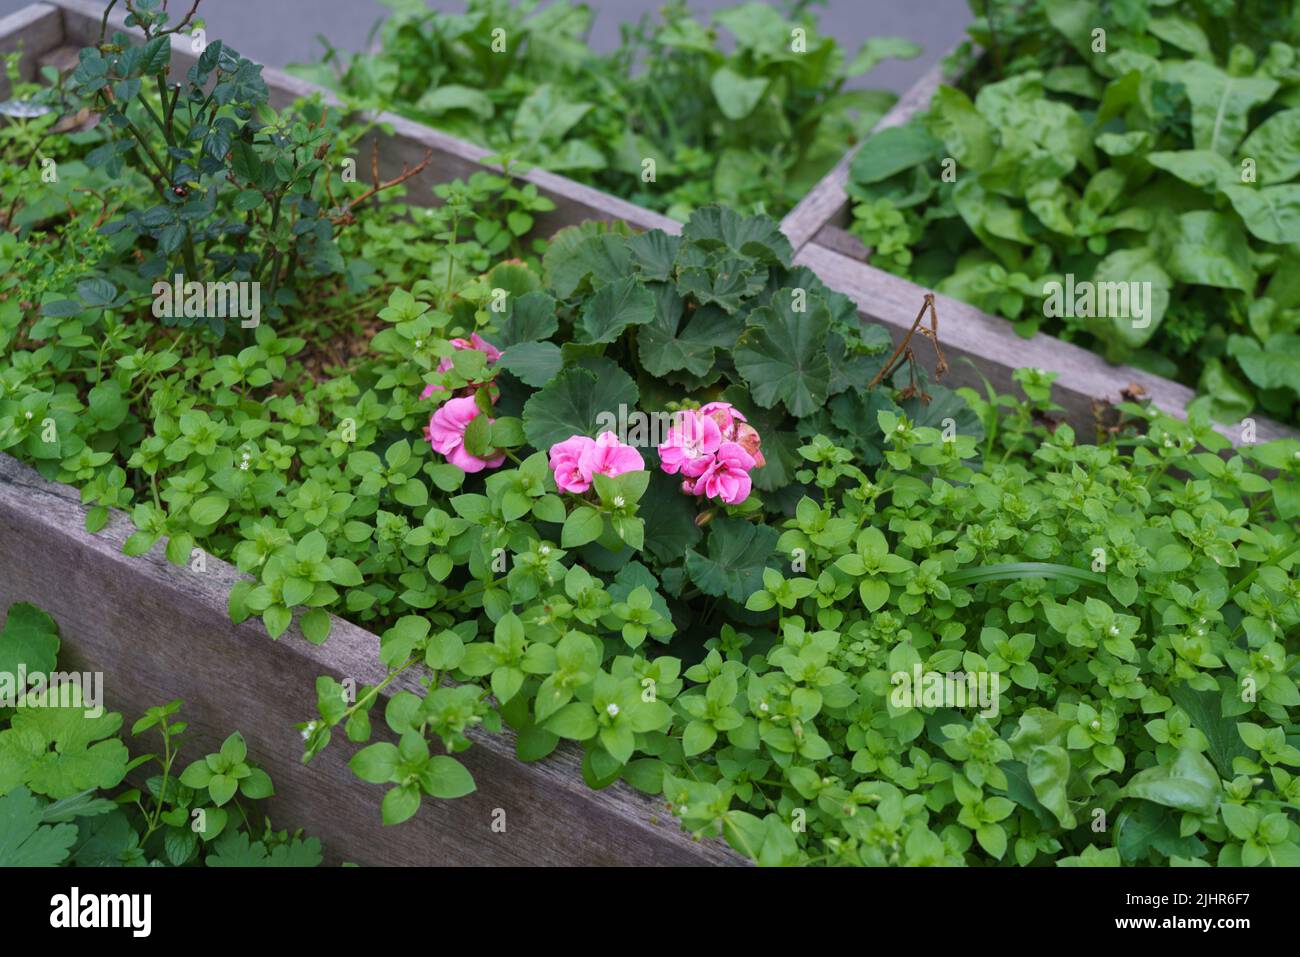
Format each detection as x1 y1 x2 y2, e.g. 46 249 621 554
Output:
613 495 626 508
1108 624 1119 637
301 720 318 740
414 339 423 348
606 703 620 717
759 701 770 713
239 461 249 471
896 424 905 433
1089 718 1101 732
539 545 551 556
1163 438 1173 448
23 410 32 420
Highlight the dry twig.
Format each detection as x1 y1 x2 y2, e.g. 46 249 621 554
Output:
331 140 434 225
868 293 949 400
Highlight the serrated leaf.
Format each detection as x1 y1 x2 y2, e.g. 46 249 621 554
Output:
733 290 832 416
0 788 76 866
576 275 655 343
0 602 60 680
495 290 558 347
680 206 792 266
522 360 638 450
0 687 129 799
635 285 742 377
683 517 780 603
498 341 563 387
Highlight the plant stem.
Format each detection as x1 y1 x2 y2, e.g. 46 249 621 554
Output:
1229 539 1300 598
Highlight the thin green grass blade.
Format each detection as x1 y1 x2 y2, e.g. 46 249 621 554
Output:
945 562 1106 587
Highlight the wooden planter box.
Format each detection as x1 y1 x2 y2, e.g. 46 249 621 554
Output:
9 0 1290 868
780 49 1298 446
0 0 741 866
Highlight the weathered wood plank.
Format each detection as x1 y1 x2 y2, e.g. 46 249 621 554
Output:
35 43 79 77
0 3 62 97
810 223 868 260
780 47 959 253
798 242 1297 446
0 451 740 866
50 0 678 238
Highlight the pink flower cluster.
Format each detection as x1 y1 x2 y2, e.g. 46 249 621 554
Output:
548 431 645 493
420 333 504 473
657 402 763 506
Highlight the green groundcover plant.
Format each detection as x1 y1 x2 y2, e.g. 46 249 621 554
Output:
0 602 321 866
847 0 1300 426
291 0 921 219
3 3 1299 869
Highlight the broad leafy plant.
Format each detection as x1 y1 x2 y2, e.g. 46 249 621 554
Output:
848 0 1300 425
293 0 920 219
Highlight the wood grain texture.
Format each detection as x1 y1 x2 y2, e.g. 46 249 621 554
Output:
36 43 80 77
0 452 741 866
798 242 1298 446
0 4 62 97
50 0 679 239
779 49 956 253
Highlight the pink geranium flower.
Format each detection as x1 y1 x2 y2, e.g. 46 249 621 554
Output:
699 401 745 432
657 410 721 475
548 431 645 493
691 442 756 505
584 431 645 479
700 401 765 468
424 395 505 473
549 435 596 493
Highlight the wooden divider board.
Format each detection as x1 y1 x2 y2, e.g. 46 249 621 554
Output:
799 242 1295 446
0 4 61 97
